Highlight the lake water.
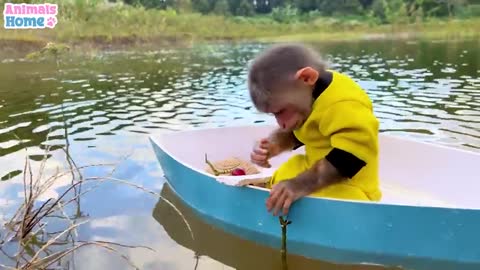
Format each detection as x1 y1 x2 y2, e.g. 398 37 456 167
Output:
0 39 479 269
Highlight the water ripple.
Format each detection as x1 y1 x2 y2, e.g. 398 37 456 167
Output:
0 40 479 161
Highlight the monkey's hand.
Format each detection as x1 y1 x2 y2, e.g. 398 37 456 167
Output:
250 138 282 168
266 159 344 216
266 180 308 216
250 129 301 168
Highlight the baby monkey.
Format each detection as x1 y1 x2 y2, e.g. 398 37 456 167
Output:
248 43 381 216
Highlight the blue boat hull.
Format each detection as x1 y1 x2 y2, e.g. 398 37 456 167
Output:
150 137 480 270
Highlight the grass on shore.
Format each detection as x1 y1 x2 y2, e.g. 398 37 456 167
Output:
0 1 479 54
259 17 480 42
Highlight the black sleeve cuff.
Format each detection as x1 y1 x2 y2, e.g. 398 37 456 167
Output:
292 134 304 150
325 148 366 178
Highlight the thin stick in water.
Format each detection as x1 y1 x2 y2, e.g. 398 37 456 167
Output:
279 216 291 270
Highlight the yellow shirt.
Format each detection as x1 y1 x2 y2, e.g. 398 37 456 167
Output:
270 70 382 201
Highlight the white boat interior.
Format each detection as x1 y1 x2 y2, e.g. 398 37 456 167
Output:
152 125 480 210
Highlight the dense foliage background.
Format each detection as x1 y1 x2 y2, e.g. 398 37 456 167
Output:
118 0 479 23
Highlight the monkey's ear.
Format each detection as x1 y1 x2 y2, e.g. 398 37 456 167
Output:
294 67 319 86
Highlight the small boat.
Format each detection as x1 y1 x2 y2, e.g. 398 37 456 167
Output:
149 124 480 270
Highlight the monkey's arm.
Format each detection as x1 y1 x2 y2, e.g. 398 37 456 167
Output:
267 128 303 155
283 157 344 196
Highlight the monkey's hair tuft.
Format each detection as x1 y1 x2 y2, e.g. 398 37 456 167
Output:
247 43 327 112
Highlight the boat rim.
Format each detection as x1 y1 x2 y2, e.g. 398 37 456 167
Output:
148 124 480 211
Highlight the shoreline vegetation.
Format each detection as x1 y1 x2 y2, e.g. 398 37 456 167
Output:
0 0 479 57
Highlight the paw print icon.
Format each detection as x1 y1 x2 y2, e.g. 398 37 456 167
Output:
46 16 57 28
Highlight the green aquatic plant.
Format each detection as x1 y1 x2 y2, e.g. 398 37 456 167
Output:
280 216 292 270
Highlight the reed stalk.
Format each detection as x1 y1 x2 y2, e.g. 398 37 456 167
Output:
1 125 195 269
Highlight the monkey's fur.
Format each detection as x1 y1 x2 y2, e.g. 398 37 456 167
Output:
248 43 328 113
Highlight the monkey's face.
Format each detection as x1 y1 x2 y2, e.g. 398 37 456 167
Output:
267 87 313 131
249 65 320 131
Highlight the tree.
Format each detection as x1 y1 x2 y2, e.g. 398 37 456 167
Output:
122 0 176 9
358 0 374 9
272 4 299 22
320 0 363 15
174 0 193 12
295 0 319 12
445 0 468 17
370 0 409 24
213 0 230 15
419 0 450 17
255 0 272 13
235 0 255 16
270 0 294 9
227 0 241 14
340 0 364 14
192 0 212 13
370 0 387 22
